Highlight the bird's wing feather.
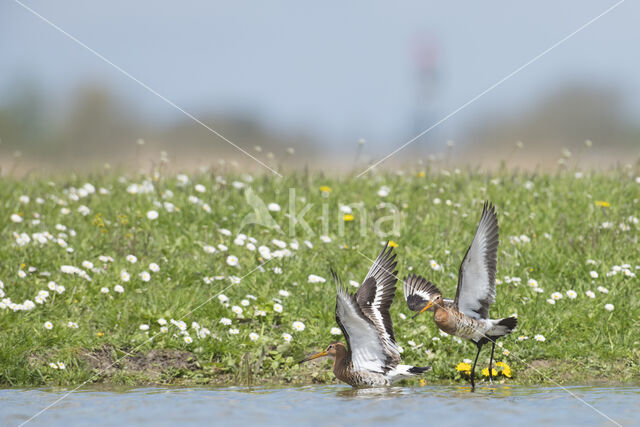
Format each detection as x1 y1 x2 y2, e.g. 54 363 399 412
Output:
403 274 442 311
454 202 499 319
334 278 390 374
355 244 401 365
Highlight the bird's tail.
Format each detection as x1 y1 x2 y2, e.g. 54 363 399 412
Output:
487 316 517 338
387 364 431 383
408 366 432 374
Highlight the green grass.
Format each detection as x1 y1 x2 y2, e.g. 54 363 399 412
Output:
1 167 639 387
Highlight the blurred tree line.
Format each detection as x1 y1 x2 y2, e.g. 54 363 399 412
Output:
0 79 638 172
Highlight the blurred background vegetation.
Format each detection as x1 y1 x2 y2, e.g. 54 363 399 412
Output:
1 1 638 174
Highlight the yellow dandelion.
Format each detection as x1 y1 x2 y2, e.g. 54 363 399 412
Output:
96 332 104 337
502 366 512 378
419 378 427 386
343 214 355 222
456 362 471 373
595 201 610 208
482 367 498 377
319 186 332 193
496 361 509 368
417 171 426 178
388 241 399 248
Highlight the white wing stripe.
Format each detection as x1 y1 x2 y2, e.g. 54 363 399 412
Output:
337 291 387 373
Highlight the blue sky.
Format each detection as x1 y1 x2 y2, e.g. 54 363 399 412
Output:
1 1 637 151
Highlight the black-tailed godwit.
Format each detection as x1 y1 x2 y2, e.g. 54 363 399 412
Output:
300 243 431 387
404 202 517 390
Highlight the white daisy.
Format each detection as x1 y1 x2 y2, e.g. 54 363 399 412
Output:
146 210 159 220
551 292 563 300
292 321 305 331
308 274 326 284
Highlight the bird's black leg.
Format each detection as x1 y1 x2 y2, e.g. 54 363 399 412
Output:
470 342 482 392
489 341 496 384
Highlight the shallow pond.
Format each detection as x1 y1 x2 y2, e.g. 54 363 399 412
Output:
1 385 638 426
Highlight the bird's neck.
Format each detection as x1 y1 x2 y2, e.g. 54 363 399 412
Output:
332 349 351 383
434 304 456 334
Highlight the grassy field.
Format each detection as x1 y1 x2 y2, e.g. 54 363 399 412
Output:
1 166 639 387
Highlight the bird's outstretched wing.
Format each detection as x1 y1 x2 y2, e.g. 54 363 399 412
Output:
355 244 401 365
333 271 392 373
454 202 499 319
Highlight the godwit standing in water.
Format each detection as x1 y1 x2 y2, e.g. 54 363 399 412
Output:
299 243 431 387
404 202 517 390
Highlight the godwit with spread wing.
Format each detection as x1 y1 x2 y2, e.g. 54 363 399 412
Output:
300 243 431 387
404 202 517 390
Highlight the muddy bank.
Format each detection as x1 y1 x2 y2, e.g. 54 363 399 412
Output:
25 347 639 387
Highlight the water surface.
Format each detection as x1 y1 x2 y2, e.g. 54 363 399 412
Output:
1 385 637 426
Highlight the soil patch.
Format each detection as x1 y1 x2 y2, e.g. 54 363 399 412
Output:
78 346 201 381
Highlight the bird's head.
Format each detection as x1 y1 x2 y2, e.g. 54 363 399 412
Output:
411 293 443 319
298 342 345 364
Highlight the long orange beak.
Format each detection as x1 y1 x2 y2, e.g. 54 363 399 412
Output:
298 350 328 364
411 301 433 319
